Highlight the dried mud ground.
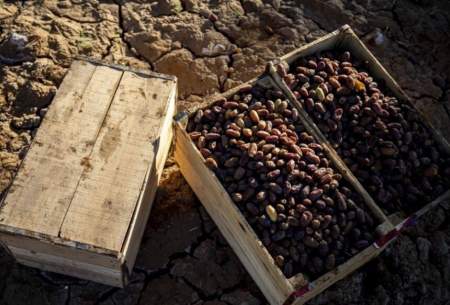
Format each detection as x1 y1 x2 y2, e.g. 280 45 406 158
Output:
0 1 450 305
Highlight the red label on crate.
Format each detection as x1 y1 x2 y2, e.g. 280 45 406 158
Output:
374 216 418 248
283 283 314 305
374 228 400 248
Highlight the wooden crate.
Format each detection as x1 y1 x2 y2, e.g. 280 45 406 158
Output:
269 24 450 233
174 76 395 305
0 60 177 287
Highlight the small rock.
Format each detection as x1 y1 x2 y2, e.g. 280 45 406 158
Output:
0 151 20 170
181 0 199 11
425 208 446 232
193 239 216 260
373 285 390 305
57 0 72 8
15 81 56 109
138 275 199 305
0 32 29 62
374 31 384 45
277 27 298 40
11 114 41 130
126 31 172 63
8 133 31 152
241 0 264 12
39 108 48 118
154 49 221 98
261 8 291 29
151 0 183 16
269 0 281 10
430 231 449 257
416 237 432 263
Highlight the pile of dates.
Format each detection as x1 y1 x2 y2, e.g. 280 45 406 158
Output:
187 86 376 279
282 50 450 213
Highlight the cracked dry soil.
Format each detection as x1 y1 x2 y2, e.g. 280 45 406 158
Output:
0 0 450 305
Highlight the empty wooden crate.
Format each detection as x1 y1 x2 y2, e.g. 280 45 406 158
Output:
0 60 177 287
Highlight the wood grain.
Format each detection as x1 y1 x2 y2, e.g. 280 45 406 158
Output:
0 62 123 238
59 72 174 252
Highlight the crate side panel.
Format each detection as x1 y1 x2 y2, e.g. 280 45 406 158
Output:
280 27 343 65
174 124 292 305
290 244 386 305
11 247 123 287
59 73 174 252
122 87 177 271
0 62 123 238
0 231 119 269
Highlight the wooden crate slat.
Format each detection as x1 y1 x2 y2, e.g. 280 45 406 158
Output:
13 249 123 287
0 62 123 238
290 244 386 305
121 87 177 271
280 27 343 65
59 71 174 252
0 230 119 269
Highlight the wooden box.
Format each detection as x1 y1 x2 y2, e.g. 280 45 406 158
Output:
174 76 395 305
0 60 177 287
269 24 450 232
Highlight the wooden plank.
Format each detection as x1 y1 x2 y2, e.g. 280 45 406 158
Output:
290 243 389 305
11 247 123 287
59 72 174 252
0 231 119 269
0 62 123 239
174 123 293 305
280 26 346 66
121 87 177 272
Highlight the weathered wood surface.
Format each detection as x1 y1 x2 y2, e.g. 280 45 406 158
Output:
60 72 174 252
0 61 123 239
